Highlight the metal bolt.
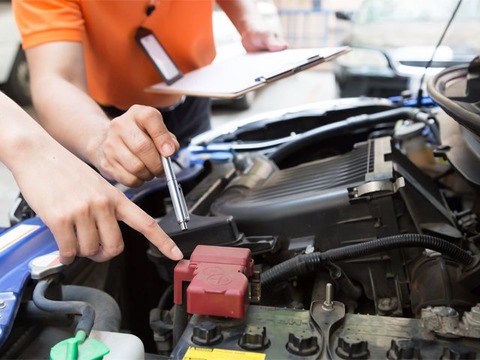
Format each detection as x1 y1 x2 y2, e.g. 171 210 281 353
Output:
322 283 334 311
378 297 398 314
0 300 6 310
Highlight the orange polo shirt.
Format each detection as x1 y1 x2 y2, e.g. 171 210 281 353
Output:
12 0 216 109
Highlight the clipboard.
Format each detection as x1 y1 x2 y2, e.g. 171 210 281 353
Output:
146 46 350 99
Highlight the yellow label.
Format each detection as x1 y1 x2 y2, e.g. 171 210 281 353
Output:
183 347 266 360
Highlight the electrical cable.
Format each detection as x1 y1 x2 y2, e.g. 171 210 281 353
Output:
261 233 474 288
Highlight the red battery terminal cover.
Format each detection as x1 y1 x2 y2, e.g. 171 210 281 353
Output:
174 245 254 318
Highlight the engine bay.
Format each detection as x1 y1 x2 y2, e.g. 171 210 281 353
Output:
1 59 480 359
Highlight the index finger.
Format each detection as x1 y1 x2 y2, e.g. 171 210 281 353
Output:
115 196 183 260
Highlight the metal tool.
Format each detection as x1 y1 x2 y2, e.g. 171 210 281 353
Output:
161 156 190 231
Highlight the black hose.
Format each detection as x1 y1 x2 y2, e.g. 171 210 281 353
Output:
261 234 474 288
62 285 121 332
25 285 120 332
268 107 425 164
33 278 96 336
20 301 75 327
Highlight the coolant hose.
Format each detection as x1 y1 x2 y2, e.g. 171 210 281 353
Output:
261 234 474 288
62 285 121 332
33 278 96 335
269 107 426 164
27 285 120 332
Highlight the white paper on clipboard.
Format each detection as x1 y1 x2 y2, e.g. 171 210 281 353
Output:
146 46 350 99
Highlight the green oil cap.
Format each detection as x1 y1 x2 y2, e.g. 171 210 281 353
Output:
50 331 110 360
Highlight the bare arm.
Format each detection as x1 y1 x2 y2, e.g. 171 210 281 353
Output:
0 91 183 264
26 42 107 165
216 0 288 52
26 42 179 187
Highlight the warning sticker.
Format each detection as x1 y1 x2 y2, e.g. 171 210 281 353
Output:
183 347 266 360
0 224 40 252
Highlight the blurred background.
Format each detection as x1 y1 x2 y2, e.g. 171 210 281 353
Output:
1 0 478 226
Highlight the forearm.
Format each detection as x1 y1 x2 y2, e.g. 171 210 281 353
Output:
216 0 264 34
30 74 109 166
0 91 66 176
26 42 110 168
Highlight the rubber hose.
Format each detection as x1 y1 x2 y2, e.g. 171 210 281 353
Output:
261 234 474 288
62 285 121 332
20 301 75 327
33 279 95 335
269 107 423 164
26 285 120 332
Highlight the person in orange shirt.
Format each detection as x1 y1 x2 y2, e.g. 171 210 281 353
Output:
12 0 287 188
0 91 183 265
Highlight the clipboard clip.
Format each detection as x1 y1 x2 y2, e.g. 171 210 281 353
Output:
255 54 323 83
